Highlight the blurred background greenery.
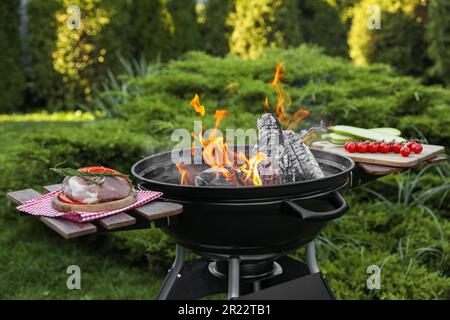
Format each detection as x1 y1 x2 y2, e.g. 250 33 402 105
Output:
1 0 449 112
0 0 449 300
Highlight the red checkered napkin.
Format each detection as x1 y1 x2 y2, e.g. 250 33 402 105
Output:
17 189 163 223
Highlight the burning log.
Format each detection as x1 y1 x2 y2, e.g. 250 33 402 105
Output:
283 130 325 181
255 113 290 185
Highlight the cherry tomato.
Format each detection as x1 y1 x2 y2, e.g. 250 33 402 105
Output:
357 142 368 153
345 142 357 153
400 146 411 157
58 192 87 205
392 143 402 153
379 143 391 154
344 141 352 149
406 141 416 150
411 143 423 154
368 142 379 153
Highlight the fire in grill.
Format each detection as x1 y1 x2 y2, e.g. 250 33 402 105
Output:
131 62 356 299
174 63 325 188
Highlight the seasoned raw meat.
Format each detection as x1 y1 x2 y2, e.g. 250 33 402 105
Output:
61 176 133 204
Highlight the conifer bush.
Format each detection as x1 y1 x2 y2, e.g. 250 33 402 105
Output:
426 0 450 85
0 0 25 112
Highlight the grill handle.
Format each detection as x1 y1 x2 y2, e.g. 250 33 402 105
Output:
284 191 348 221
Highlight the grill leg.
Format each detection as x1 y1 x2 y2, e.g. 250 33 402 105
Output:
306 241 320 274
253 280 261 292
228 258 240 299
156 244 186 300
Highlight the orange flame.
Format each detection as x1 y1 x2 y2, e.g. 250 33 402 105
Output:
265 62 310 130
286 109 310 130
177 95 266 186
240 152 267 186
270 62 286 121
176 163 192 185
189 94 206 117
214 109 229 129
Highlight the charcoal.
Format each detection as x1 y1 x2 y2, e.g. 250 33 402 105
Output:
255 113 290 184
283 130 325 181
194 166 245 187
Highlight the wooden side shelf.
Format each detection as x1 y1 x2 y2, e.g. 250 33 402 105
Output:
6 185 183 239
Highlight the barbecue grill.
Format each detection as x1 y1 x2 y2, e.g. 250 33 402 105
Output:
132 146 356 299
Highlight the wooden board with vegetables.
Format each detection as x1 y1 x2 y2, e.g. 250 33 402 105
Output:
314 125 445 167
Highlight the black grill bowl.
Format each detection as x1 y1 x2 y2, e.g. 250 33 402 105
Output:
132 147 355 259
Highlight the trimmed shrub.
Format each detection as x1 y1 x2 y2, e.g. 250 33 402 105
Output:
117 47 450 148
426 0 450 85
0 120 147 194
0 0 25 112
349 0 430 76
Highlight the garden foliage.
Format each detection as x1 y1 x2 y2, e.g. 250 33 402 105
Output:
349 0 430 76
426 0 450 85
9 0 450 112
0 0 25 112
203 0 233 56
1 47 448 299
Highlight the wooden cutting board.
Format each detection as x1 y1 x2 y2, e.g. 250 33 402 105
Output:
52 193 138 212
312 141 445 167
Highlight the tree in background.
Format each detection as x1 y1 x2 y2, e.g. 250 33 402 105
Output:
203 0 233 56
0 0 25 112
297 0 348 57
168 0 202 56
27 0 63 109
270 0 303 48
328 0 363 25
426 0 450 85
349 0 430 76
97 0 135 66
52 0 110 107
228 0 305 59
130 0 175 61
227 0 275 59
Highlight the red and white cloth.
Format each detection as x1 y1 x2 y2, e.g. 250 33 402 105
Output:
17 189 162 223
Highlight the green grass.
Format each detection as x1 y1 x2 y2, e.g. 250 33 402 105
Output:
0 209 165 299
0 111 95 156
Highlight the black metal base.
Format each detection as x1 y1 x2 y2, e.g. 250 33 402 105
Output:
209 260 282 281
157 256 334 300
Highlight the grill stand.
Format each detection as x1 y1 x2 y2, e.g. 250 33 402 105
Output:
156 241 333 300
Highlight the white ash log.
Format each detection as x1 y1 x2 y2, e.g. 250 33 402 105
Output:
255 113 290 184
282 130 325 181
